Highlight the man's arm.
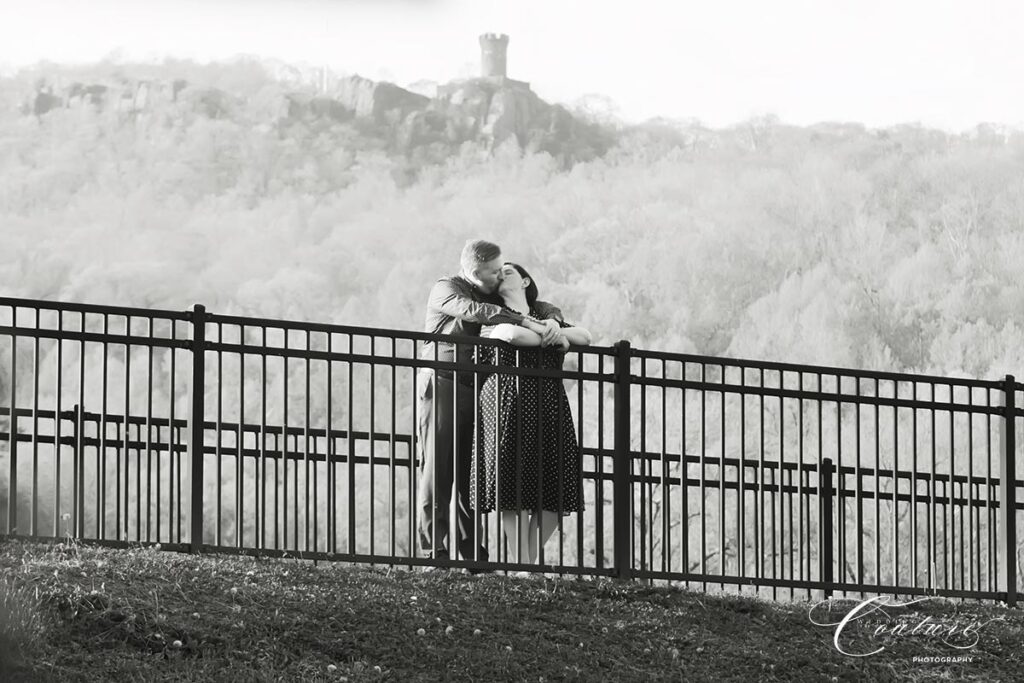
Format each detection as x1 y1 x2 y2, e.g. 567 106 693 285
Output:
431 279 524 326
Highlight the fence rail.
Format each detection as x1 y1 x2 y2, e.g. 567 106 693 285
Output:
0 296 1021 605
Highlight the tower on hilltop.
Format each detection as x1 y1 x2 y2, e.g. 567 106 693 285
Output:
479 33 509 79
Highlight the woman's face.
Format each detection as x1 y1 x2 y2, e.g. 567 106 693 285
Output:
498 264 528 296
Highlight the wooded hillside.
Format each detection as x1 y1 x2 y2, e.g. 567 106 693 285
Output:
3 58 1024 380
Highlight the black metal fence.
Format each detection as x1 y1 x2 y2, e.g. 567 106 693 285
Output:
0 297 1020 605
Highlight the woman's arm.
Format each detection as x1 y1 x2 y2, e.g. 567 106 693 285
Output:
533 300 591 347
559 326 592 346
488 323 543 347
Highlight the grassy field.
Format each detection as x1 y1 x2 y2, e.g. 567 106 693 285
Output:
0 539 1021 682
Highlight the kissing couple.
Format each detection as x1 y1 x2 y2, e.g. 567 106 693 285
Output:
416 239 592 574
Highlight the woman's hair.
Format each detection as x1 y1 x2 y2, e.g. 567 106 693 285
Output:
505 262 538 309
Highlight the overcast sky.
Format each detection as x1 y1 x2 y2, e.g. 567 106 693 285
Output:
2 0 1022 130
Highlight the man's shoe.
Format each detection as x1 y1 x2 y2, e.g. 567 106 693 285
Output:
421 551 450 573
464 566 495 576
460 547 492 575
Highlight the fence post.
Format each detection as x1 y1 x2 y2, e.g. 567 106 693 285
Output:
189 304 207 554
1000 375 1017 608
72 403 82 538
613 340 633 580
820 457 834 599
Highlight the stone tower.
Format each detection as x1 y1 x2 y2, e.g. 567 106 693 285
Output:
479 33 509 79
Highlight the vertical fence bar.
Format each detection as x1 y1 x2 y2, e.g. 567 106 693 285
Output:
170 323 178 544
929 384 937 592
757 368 765 596
821 456 834 598
854 377 863 598
613 340 632 580
389 338 396 560
637 358 646 579
553 348 565 569
466 343 477 565
774 372 786 601
328 333 336 555
944 392 951 594
595 354 604 571
778 371 785 599
660 359 668 576
281 330 289 552
286 331 293 552
720 364 726 591
911 383 918 591
237 326 245 549
987 388 995 594
259 327 268 551
892 381 900 596
31 308 39 538
348 333 356 555
369 337 376 558
215 325 223 547
122 316 131 542
681 362 688 585
77 314 86 538
100 314 108 541
969 389 977 593
1000 375 1017 607
7 317 16 535
409 340 417 565
738 368 746 590
74 403 83 538
189 304 207 553
835 375 844 598
946 382 953 593
146 319 154 543
492 345 502 566
702 364 708 592
799 373 806 598
874 378 881 595
304 329 311 554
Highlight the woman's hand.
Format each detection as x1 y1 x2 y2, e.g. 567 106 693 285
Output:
557 333 571 352
537 319 563 347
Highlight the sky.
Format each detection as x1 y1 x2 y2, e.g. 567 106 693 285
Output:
2 0 1023 130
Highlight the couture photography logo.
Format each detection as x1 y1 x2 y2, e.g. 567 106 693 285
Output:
807 596 1004 660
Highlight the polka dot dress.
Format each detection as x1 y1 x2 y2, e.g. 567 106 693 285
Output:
470 339 584 515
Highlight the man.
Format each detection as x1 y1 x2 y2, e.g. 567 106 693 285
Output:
417 239 562 571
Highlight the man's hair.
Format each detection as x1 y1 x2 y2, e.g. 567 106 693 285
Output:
460 239 502 273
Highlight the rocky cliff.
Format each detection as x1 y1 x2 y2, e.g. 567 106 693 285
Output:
326 74 611 162
22 70 612 165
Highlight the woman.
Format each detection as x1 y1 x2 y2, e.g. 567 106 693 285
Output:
469 263 592 570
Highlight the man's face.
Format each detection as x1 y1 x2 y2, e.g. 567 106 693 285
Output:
472 256 505 294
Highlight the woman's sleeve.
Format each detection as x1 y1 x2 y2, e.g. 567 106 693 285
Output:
534 301 572 328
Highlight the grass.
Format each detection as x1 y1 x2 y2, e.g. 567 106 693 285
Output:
0 572 46 676
0 538 1021 682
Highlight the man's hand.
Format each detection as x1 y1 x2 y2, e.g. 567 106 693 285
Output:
538 319 562 347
